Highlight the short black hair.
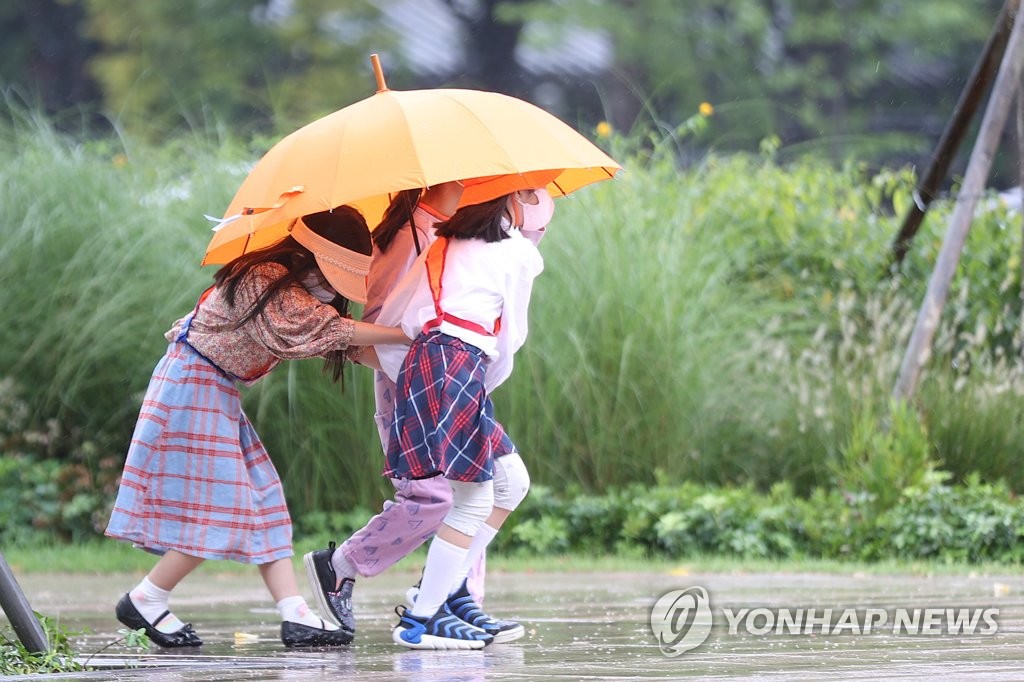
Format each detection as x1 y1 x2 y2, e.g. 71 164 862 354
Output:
434 194 510 243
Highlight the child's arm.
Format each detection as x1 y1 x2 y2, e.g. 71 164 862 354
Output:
349 320 411 346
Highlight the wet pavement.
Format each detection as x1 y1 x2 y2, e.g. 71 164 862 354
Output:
5 567 1024 680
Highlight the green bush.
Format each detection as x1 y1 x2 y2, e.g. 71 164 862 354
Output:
493 474 1024 564
833 399 935 511
292 506 376 548
869 472 1024 563
0 379 120 544
510 516 570 554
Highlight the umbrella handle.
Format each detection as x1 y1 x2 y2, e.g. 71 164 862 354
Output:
370 54 388 93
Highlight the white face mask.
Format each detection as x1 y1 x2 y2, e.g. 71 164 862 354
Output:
301 271 337 303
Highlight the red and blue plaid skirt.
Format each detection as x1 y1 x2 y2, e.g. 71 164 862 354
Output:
384 331 516 483
105 342 292 564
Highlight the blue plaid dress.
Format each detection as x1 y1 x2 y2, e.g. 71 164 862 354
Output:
104 342 293 565
383 331 516 483
106 271 354 565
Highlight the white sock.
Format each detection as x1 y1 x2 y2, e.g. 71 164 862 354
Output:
277 595 337 630
449 523 498 597
331 546 358 582
409 537 468 619
130 577 184 634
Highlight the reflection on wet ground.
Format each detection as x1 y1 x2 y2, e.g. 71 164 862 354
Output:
6 568 1024 680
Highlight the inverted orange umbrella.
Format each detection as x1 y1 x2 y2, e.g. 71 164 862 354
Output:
203 55 620 265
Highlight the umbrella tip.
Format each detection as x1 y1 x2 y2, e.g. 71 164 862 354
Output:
370 53 388 93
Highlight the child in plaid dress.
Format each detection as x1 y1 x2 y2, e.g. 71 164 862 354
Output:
371 188 555 649
105 207 410 649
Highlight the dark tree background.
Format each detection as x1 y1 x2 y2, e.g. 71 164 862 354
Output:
0 0 1009 172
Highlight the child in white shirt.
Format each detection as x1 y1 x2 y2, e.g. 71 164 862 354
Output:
375 188 554 649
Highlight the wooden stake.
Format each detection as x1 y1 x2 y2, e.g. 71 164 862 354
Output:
889 0 1016 268
893 0 1024 400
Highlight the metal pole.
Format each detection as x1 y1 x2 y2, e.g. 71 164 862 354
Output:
889 0 1016 268
893 0 1024 401
0 551 48 654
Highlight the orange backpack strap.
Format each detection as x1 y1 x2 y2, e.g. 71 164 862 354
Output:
425 237 448 319
422 238 501 337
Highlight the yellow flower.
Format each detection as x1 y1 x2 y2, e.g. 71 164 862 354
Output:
112 153 128 168
699 102 714 117
595 121 613 138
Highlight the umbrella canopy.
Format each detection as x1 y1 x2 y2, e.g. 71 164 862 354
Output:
202 55 620 266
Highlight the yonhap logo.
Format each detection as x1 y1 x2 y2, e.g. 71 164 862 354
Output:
650 585 1000 658
649 586 713 656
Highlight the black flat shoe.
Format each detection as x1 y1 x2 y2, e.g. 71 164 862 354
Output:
115 593 203 648
303 542 356 635
281 619 353 648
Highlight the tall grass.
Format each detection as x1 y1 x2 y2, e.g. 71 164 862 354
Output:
3 108 1024 522
0 110 232 429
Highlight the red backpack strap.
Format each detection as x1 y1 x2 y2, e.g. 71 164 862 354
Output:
196 285 216 308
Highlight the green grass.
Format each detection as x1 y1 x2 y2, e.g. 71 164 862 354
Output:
4 539 1022 578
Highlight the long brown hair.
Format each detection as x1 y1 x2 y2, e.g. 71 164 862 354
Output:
211 206 371 382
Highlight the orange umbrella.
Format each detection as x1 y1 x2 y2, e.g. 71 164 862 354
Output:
202 55 620 265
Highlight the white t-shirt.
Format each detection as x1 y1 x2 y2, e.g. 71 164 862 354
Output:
374 228 544 394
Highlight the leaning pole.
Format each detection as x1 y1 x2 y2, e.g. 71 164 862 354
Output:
893 0 1024 401
889 0 1016 267
0 551 48 653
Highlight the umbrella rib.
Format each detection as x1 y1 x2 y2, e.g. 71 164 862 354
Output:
442 95 519 173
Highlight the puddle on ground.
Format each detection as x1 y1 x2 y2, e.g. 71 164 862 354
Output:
7 569 1024 680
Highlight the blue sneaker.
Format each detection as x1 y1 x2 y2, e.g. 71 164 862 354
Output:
392 604 493 650
446 579 525 644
